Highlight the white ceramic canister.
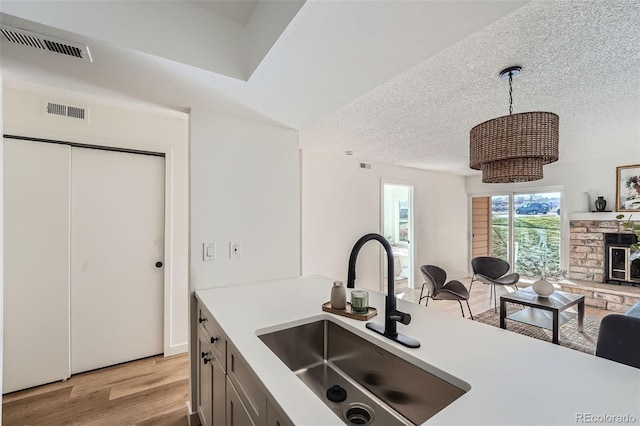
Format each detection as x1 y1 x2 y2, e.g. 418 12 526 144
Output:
330 280 347 309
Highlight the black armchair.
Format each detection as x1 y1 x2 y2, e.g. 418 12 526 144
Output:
595 314 640 369
420 265 473 319
470 256 520 312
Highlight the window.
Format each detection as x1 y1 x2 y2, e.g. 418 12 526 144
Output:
398 200 409 242
514 192 562 278
472 190 563 278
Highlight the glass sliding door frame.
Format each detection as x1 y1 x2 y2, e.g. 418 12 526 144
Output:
469 186 564 276
470 193 513 267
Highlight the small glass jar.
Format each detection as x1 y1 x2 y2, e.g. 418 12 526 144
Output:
350 290 369 314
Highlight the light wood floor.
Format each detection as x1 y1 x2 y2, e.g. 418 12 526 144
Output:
2 353 189 426
397 277 609 321
4 279 609 425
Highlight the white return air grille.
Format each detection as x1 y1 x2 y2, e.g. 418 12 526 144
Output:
46 102 89 121
0 25 92 62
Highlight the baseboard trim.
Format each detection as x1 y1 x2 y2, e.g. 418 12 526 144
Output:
187 403 201 426
164 342 188 357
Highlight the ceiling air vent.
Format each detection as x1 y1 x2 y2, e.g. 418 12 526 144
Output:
0 25 92 62
46 102 88 121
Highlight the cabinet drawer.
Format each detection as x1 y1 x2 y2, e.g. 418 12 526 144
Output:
198 301 226 364
227 343 266 426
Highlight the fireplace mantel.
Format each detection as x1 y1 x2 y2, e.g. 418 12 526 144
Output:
568 212 625 221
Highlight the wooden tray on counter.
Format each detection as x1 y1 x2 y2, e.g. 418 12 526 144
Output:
322 301 377 320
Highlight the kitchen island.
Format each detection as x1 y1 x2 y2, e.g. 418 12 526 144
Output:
194 275 640 425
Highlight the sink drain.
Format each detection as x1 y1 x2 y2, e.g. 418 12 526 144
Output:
327 385 347 402
344 403 374 425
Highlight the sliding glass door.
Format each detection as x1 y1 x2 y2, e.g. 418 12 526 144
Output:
513 192 562 277
490 195 510 262
471 195 510 261
472 190 563 278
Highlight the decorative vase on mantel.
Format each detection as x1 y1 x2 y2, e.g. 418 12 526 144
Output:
532 279 555 298
595 196 607 212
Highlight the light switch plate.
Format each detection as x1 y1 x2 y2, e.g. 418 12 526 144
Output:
203 242 215 261
229 241 241 259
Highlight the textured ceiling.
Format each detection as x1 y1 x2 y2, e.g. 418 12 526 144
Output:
299 0 640 176
1 0 638 177
0 0 526 128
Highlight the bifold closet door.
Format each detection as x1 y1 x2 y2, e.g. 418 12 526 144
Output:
70 147 165 374
3 139 71 393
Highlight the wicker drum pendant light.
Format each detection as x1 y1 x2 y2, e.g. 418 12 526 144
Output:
469 66 559 183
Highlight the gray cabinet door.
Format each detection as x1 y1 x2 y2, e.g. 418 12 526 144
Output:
212 353 226 426
198 330 214 426
226 378 256 426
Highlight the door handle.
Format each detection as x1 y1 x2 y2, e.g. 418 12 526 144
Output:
155 261 163 268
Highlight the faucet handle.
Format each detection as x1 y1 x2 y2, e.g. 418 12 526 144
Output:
389 310 411 325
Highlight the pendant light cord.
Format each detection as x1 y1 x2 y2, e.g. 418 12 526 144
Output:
508 71 514 115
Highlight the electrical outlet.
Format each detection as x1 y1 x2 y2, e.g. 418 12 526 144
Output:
203 242 215 261
229 241 241 259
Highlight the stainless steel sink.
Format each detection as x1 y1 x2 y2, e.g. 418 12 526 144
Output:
258 319 469 425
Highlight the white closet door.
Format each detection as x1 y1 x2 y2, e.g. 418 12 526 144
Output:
71 148 164 374
3 139 71 393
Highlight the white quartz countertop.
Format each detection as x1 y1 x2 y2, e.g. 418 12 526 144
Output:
195 275 640 426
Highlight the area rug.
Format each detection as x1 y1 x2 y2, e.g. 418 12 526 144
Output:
473 307 600 355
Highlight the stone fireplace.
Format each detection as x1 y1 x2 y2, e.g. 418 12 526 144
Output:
566 217 640 312
569 219 639 283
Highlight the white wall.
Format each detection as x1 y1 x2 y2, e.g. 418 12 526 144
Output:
465 152 640 271
3 84 190 355
0 74 4 416
189 110 300 290
188 109 299 419
301 150 469 292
